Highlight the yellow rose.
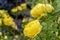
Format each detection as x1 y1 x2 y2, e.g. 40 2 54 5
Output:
0 19 2 26
23 20 42 38
2 14 9 18
11 8 18 13
30 4 54 18
45 4 54 13
3 17 13 26
30 4 45 18
11 22 18 30
0 10 9 18
17 6 23 11
21 3 27 9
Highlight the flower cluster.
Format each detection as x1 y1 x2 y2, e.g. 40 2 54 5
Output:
30 3 54 18
0 10 18 30
11 3 27 13
23 3 54 38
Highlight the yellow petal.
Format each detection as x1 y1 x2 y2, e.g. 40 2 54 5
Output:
3 17 13 26
11 22 18 30
22 18 28 22
17 6 23 11
11 8 18 13
21 3 27 9
23 20 42 38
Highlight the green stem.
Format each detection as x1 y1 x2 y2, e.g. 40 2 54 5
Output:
50 0 52 5
43 0 48 4
32 0 36 7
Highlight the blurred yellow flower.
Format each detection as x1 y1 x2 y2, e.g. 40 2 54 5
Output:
4 35 8 39
3 17 13 26
0 10 9 18
30 4 45 18
2 13 9 18
45 4 54 13
11 8 18 13
28 18 33 22
17 6 23 11
14 35 19 38
3 16 18 30
21 3 27 9
11 22 18 30
0 32 2 36
0 10 6 14
55 32 58 37
23 20 42 38
22 18 28 22
0 19 2 26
